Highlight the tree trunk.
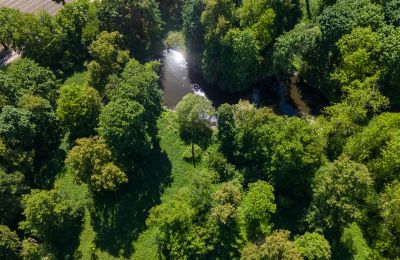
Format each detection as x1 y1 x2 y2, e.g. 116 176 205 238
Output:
191 142 196 168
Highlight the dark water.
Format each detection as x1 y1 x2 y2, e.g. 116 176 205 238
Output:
160 49 327 115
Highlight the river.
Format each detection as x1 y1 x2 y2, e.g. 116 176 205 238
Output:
160 49 327 116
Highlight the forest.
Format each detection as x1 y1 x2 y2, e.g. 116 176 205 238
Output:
1 0 400 259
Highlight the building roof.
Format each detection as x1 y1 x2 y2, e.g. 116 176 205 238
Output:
0 0 74 15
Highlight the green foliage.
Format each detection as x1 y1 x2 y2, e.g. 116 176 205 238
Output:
108 58 163 133
375 181 400 257
163 31 185 51
6 59 59 105
0 225 20 259
97 0 163 59
382 0 400 26
380 26 400 106
18 94 60 151
218 28 259 92
237 0 301 34
176 93 215 147
66 137 128 192
341 223 378 260
20 189 84 244
182 0 205 53
273 23 322 73
147 171 218 258
0 106 35 149
241 230 302 260
0 169 27 226
0 71 17 108
86 31 130 91
318 0 385 45
98 98 152 159
306 155 373 232
239 181 276 241
332 27 381 86
55 0 100 71
250 8 276 50
294 232 331 260
344 113 400 188
158 0 183 30
20 238 55 260
56 84 101 138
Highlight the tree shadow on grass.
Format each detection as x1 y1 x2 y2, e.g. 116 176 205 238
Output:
89 148 172 258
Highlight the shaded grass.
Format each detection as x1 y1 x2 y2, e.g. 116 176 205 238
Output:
54 111 193 259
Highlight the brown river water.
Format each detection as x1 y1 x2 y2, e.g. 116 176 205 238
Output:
160 49 327 115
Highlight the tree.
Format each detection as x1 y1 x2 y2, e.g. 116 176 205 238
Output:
318 0 385 47
6 59 59 105
380 26 400 107
344 113 400 189
273 23 322 74
182 0 205 53
0 106 35 149
306 155 373 232
0 8 22 50
66 137 128 192
0 72 18 108
158 0 183 30
55 0 99 71
0 169 27 227
108 59 163 139
86 31 130 91
98 98 152 160
56 84 102 138
175 94 215 167
238 181 276 241
375 181 400 257
210 182 242 258
294 232 331 260
20 189 84 244
237 0 301 34
331 27 381 86
97 0 163 59
217 28 260 92
18 95 60 150
0 225 20 259
382 0 400 26
241 230 302 260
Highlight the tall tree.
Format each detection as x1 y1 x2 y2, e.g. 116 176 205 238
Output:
306 155 373 232
86 31 130 91
175 94 215 167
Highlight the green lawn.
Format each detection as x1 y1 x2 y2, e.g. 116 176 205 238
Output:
54 111 197 259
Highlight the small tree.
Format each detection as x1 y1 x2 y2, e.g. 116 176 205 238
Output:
175 94 215 167
238 180 276 241
66 136 128 192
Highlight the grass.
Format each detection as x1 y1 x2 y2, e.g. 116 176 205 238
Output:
54 111 197 259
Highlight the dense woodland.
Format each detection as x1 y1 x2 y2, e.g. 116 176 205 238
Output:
1 0 400 259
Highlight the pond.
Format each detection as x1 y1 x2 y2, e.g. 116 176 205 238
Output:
160 49 327 116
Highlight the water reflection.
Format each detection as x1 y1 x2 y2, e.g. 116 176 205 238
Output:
160 49 326 116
